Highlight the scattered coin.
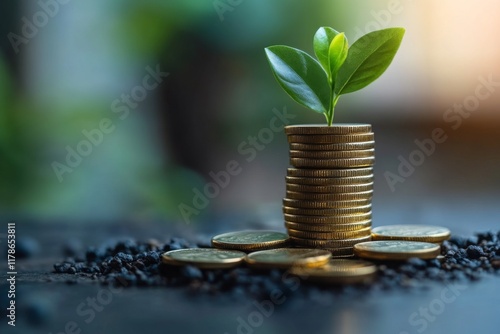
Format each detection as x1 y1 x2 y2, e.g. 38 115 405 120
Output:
284 220 372 232
289 149 374 159
283 204 372 216
244 248 331 269
211 231 289 252
287 133 374 144
371 225 451 243
286 190 373 201
289 141 375 151
287 227 372 240
282 198 372 209
290 259 377 284
353 240 441 260
324 247 356 257
330 254 356 259
285 175 374 186
290 157 375 168
290 235 372 248
284 212 372 224
161 248 246 269
287 167 373 178
285 124 372 135
286 182 373 193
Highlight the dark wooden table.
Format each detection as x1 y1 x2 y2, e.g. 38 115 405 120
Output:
1 212 499 334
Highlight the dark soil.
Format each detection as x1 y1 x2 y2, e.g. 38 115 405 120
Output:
52 231 500 298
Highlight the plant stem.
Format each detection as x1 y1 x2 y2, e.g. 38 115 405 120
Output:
328 94 340 126
324 112 331 125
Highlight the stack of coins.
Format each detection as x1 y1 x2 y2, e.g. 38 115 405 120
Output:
283 124 375 257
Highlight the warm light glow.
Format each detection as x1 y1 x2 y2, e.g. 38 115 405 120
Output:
343 0 500 115
425 0 500 102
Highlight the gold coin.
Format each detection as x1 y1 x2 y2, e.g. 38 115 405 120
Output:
289 141 375 151
331 254 356 259
161 248 246 269
291 235 372 248
287 166 373 177
324 247 355 256
244 248 331 269
289 149 374 159
290 157 375 168
211 230 289 251
371 225 451 243
286 190 373 201
353 241 441 260
287 167 373 178
294 246 355 257
285 175 374 186
289 259 376 284
297 246 354 259
282 198 371 209
286 182 373 193
283 204 371 216
285 212 372 224
285 220 372 232
285 124 372 135
288 133 374 144
287 227 372 240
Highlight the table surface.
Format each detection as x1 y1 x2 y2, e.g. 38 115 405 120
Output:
1 208 500 334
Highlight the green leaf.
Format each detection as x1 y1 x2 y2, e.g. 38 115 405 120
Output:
328 32 348 82
335 27 405 96
313 27 340 74
265 46 330 114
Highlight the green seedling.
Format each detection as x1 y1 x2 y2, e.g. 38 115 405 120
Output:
265 27 405 125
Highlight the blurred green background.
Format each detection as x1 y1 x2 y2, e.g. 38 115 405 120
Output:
1 0 499 231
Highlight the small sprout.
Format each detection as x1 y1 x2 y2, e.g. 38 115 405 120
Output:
265 26 405 126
